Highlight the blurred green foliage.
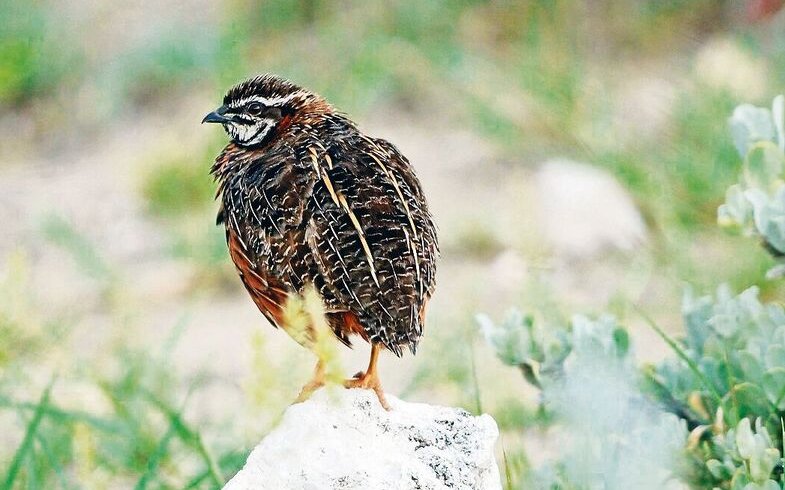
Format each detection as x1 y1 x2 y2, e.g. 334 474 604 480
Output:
480 97 785 489
480 286 785 488
481 310 687 489
142 155 216 219
0 2 78 105
719 96 785 263
656 285 785 488
5 0 785 488
140 137 237 290
4 0 776 241
0 253 46 369
0 239 244 488
0 345 248 489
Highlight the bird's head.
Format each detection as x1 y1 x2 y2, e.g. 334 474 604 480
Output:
202 74 326 147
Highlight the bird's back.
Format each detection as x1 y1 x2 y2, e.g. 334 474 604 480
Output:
213 113 438 355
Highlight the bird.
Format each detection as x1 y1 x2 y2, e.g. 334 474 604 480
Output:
203 75 438 409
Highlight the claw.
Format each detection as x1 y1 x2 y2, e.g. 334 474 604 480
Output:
344 371 390 410
343 344 390 410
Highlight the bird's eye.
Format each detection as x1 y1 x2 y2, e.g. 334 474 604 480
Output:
247 102 264 116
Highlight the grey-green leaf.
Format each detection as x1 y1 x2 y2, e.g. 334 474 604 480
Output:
730 104 775 158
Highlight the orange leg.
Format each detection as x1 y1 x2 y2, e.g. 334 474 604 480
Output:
344 344 390 410
294 360 325 404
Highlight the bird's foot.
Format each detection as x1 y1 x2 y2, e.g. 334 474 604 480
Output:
293 362 326 404
294 378 325 404
344 370 391 411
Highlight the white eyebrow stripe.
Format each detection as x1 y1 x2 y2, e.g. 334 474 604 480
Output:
230 92 305 108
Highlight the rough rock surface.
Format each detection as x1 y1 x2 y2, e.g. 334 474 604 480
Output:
223 389 501 490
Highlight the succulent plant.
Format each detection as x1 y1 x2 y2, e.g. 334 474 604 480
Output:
719 95 785 276
479 312 683 489
476 310 570 388
481 96 785 489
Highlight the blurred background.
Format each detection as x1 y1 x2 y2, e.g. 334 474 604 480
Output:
2 0 785 488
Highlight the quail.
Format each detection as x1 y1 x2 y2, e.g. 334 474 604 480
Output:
203 75 438 408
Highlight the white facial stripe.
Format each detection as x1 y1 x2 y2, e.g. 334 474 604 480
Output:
245 121 274 146
230 91 305 109
226 118 276 146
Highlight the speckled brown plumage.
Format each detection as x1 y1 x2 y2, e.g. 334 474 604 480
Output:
205 75 438 361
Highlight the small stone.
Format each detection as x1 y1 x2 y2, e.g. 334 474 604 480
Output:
534 158 647 258
223 389 501 490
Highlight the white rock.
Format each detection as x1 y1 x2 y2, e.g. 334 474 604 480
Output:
223 389 501 490
534 158 647 258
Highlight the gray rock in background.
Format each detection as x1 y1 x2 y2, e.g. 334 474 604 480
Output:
223 389 501 490
534 158 648 258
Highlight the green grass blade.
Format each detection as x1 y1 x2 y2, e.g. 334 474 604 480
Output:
133 421 178 490
0 394 125 434
182 470 209 490
641 365 703 426
41 214 114 283
34 434 70 490
193 433 224 488
142 390 224 486
502 446 514 490
183 450 247 490
24 452 37 490
633 304 723 402
3 381 53 489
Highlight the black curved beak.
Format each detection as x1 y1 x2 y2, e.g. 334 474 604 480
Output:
202 105 229 124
